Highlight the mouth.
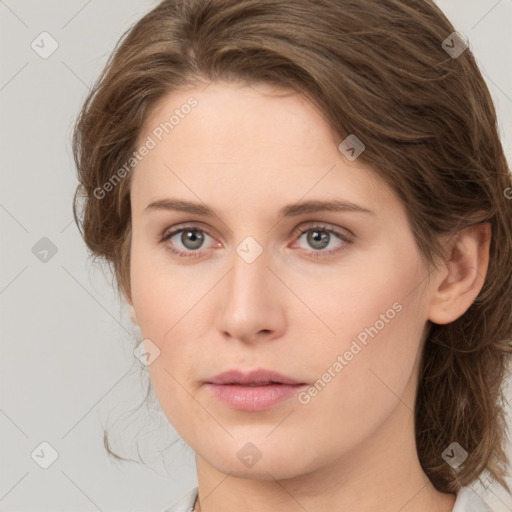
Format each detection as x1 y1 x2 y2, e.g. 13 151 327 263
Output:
205 369 308 411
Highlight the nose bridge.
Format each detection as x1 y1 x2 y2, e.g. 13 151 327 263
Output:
228 241 272 310
216 239 284 341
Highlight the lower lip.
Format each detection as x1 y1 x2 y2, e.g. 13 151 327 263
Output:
206 383 307 411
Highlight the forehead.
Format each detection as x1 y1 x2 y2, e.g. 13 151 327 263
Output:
140 81 338 157
130 81 397 217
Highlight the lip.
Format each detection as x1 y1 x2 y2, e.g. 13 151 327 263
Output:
207 369 305 386
205 369 307 411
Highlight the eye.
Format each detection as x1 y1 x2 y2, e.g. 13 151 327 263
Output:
291 224 353 258
160 226 217 258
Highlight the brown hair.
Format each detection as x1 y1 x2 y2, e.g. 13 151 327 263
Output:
72 0 512 494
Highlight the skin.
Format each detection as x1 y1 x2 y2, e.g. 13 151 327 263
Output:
126 81 491 512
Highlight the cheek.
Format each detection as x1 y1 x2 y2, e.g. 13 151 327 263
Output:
129 240 208 339
302 236 426 359
301 241 427 406
129 241 216 404
305 262 427 441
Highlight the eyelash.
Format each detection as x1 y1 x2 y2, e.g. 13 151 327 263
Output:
159 223 353 260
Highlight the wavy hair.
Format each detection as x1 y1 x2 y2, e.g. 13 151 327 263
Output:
72 0 512 494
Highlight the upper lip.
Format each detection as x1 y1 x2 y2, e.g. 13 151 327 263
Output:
207 369 305 385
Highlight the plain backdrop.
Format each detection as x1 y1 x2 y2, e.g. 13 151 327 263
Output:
1 1 511 511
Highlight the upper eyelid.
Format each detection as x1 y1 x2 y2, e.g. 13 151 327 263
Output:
294 223 354 238
161 222 216 241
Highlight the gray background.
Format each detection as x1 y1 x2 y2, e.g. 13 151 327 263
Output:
0 1 511 511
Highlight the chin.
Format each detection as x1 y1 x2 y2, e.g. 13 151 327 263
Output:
201 439 314 480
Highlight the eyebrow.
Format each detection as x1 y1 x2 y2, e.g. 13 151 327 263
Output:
144 198 374 217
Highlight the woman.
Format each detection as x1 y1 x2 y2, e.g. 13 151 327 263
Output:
72 0 512 510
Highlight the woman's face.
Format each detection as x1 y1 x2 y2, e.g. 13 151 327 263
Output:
128 81 435 479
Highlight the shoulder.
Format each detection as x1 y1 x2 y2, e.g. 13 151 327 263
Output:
451 486 492 512
162 486 198 512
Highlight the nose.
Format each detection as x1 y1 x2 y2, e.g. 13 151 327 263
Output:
215 244 287 344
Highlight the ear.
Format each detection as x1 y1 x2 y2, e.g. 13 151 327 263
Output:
428 222 491 325
127 301 139 326
122 285 138 326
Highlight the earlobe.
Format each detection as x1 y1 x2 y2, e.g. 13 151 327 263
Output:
428 222 491 325
128 303 138 325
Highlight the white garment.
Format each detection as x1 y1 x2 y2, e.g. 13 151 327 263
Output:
162 484 492 512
